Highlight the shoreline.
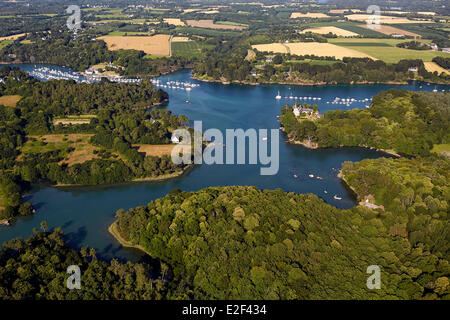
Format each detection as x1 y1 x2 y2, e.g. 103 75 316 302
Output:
281 126 401 157
108 221 150 255
191 73 450 87
285 138 401 157
53 165 194 188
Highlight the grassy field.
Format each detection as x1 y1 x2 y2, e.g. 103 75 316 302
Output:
291 12 330 19
133 144 176 157
215 21 249 27
174 26 241 37
186 20 247 30
360 25 421 38
21 134 119 166
345 14 433 24
301 26 358 37
328 38 450 63
93 19 148 25
0 33 26 41
389 24 449 39
305 22 385 37
171 41 213 58
163 18 185 26
0 95 21 107
431 144 450 156
252 42 374 60
99 34 171 56
245 49 256 61
424 62 450 75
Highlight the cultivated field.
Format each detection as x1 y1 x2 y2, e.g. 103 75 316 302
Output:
93 19 148 25
424 62 450 76
0 95 21 107
186 20 247 30
163 18 185 26
245 49 256 61
171 41 213 58
360 24 421 38
99 34 171 56
345 14 433 24
328 38 450 63
0 33 26 41
252 42 375 60
291 13 330 19
301 26 358 37
134 144 176 157
0 40 12 50
171 36 191 42
21 134 116 166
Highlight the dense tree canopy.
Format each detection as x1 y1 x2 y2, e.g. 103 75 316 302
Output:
281 90 450 156
114 156 449 300
0 229 167 300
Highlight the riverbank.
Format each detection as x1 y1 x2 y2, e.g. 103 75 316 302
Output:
192 73 417 87
280 125 400 157
53 166 193 188
132 165 194 182
108 221 150 255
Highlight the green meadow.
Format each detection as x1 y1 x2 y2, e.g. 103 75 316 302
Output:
328 38 450 63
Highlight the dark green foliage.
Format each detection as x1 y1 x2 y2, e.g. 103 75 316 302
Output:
0 229 167 300
433 57 450 70
114 178 449 300
281 90 450 156
396 41 431 51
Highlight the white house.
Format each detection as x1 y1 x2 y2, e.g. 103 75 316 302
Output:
293 106 315 117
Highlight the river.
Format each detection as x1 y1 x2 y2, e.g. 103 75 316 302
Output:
1 64 448 261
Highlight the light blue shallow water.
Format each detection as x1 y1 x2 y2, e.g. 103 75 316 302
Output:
1 65 448 261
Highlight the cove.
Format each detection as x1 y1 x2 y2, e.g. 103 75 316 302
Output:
1 65 449 262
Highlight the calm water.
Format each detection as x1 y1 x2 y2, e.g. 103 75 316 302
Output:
1 65 448 261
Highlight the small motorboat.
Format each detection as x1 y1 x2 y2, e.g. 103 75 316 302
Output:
293 174 298 179
334 195 342 200
309 174 314 178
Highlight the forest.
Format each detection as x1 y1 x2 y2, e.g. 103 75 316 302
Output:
281 90 450 157
0 228 168 299
112 154 449 300
0 67 189 220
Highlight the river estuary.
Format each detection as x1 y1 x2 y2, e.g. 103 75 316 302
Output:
1 64 449 261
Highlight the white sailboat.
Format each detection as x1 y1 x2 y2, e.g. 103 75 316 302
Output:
275 91 281 100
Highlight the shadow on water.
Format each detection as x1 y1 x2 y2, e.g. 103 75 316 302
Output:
65 226 87 247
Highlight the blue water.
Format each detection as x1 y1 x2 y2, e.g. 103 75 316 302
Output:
1 65 448 261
